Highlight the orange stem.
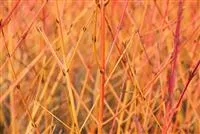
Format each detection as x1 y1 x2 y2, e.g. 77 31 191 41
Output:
98 0 106 133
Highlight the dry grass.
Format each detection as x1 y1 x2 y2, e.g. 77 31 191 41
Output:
0 0 200 134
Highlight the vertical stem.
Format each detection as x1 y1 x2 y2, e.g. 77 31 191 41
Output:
168 0 182 103
42 2 48 133
98 0 105 133
163 0 183 133
41 0 46 49
55 0 79 133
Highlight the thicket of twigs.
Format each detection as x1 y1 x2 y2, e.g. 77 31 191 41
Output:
0 0 200 133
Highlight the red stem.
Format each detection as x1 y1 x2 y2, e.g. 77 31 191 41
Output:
105 0 128 66
175 60 200 110
0 0 21 30
163 0 183 133
168 0 183 101
166 60 200 131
